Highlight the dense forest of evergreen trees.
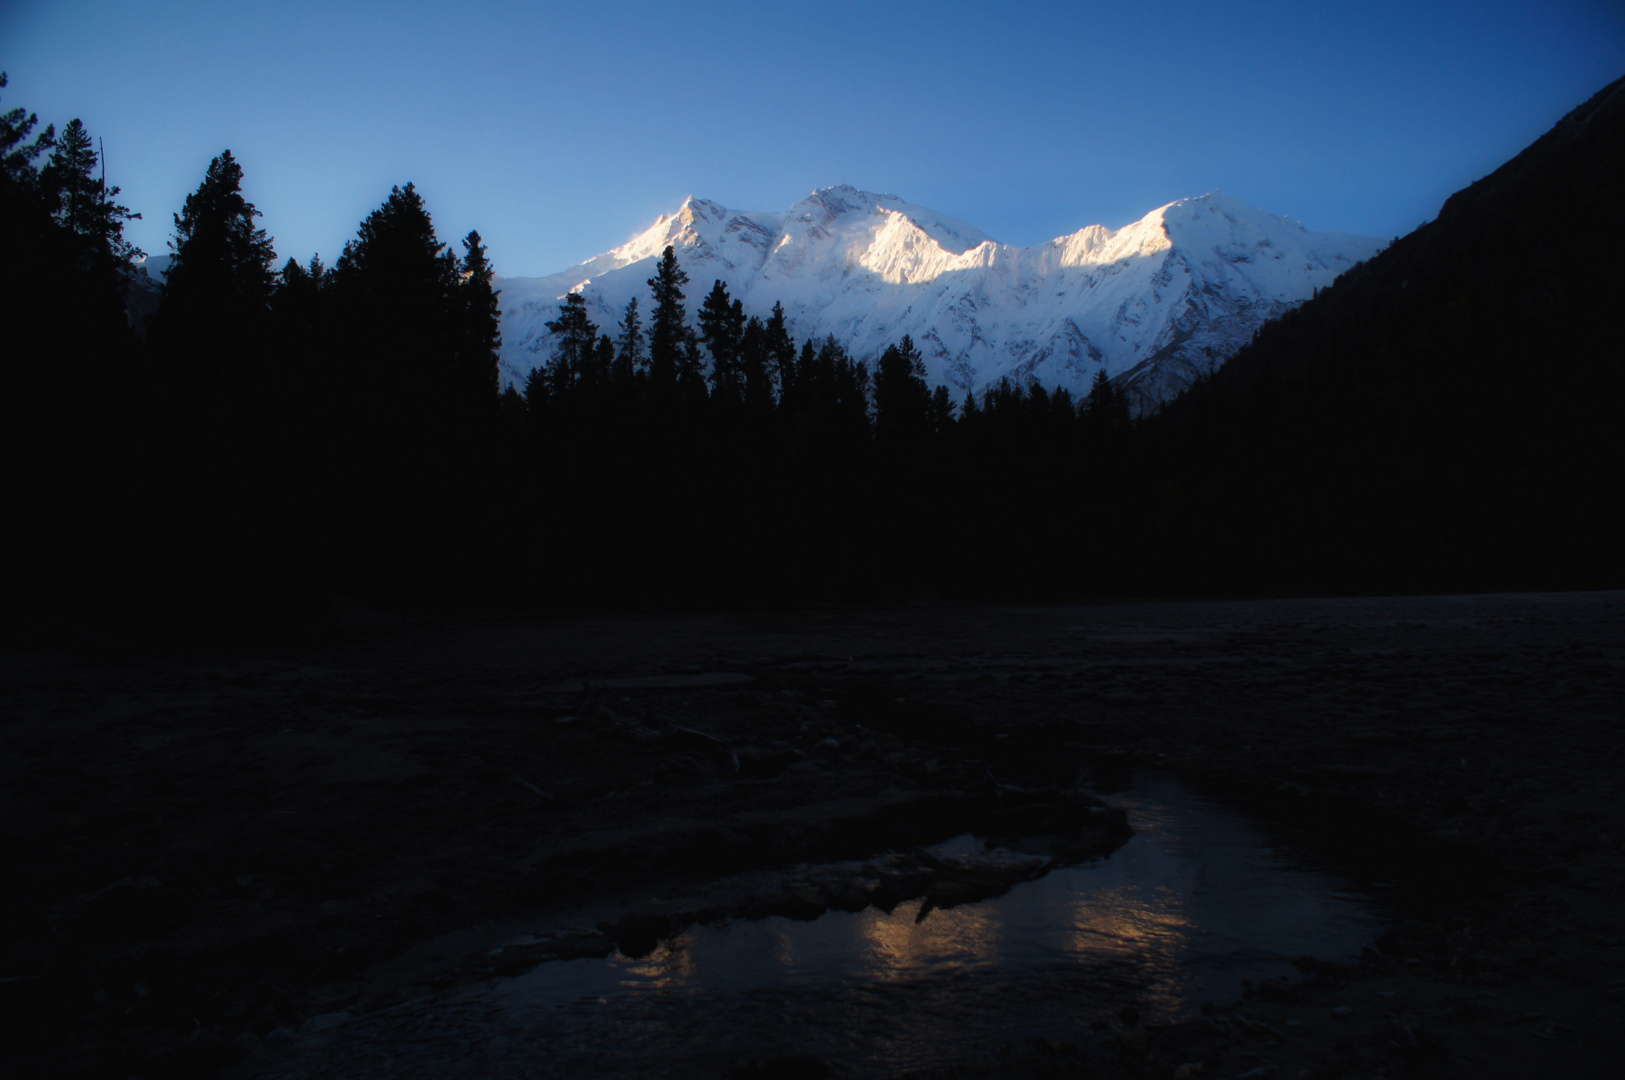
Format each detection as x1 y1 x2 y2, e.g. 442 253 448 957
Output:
3 72 1621 628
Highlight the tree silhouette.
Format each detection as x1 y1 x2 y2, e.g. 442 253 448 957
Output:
1 78 138 617
149 149 277 417
545 292 598 396
456 230 501 403
739 315 776 415
155 150 275 360
678 330 708 398
929 384 955 436
1084 368 1130 438
1 73 51 181
646 245 689 392
698 278 745 405
873 334 930 445
765 301 796 407
324 182 492 594
41 118 142 273
615 297 644 384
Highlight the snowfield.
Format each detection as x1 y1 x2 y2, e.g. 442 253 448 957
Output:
496 185 1384 413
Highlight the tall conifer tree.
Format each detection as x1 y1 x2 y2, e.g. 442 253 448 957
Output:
158 150 276 338
765 301 796 407
1085 368 1129 434
739 316 775 414
0 72 53 187
615 297 644 384
545 292 598 396
42 118 142 273
456 230 501 402
873 334 930 445
646 245 688 391
698 279 746 405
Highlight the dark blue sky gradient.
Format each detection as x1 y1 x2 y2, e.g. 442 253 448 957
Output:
3 0 1622 276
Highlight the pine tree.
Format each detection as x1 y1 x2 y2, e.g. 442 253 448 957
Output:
1028 383 1051 422
1 77 134 617
1 95 134 373
800 336 869 449
1047 385 1077 450
739 315 775 414
332 183 456 307
544 292 598 396
1085 368 1129 434
929 385 955 436
0 72 53 189
270 254 324 341
323 183 498 595
678 330 707 398
646 245 689 391
268 253 329 428
698 279 745 405
615 297 644 384
143 152 300 617
328 182 460 402
523 365 550 413
873 334 930 445
160 150 276 332
765 301 796 407
796 338 817 400
456 230 501 401
836 350 871 444
590 333 616 393
42 118 142 271
148 149 278 419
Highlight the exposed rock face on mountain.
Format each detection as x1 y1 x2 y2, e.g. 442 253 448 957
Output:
496 187 1382 412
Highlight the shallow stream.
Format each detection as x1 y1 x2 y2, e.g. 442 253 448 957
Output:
255 775 1387 1078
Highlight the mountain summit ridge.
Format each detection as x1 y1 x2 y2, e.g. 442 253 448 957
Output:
497 186 1383 411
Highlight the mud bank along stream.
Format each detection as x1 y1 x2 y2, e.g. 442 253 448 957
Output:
235 774 1385 1078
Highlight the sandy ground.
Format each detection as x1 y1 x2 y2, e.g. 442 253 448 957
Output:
2 591 1622 1078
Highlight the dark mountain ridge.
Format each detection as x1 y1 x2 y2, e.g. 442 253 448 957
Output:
1138 74 1625 593
1221 72 1624 392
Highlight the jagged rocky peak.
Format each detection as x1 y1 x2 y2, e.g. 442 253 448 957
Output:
496 187 1382 414
793 184 892 219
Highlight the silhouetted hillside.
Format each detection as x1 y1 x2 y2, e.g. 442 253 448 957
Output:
1141 74 1625 593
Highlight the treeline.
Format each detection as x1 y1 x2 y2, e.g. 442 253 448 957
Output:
5 71 1621 627
4 78 509 621
510 247 1139 600
1 75 1145 621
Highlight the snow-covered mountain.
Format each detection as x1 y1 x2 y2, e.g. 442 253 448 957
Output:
496 186 1383 412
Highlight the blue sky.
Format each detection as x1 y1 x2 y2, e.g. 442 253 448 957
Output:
3 0 1622 277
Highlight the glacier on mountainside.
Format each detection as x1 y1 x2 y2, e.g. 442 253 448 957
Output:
495 186 1384 414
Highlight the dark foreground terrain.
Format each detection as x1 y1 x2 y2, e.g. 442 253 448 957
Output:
3 592 1623 1078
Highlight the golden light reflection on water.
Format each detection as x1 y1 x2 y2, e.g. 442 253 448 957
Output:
616 943 696 991
1066 883 1199 1017
490 781 1387 1069
853 898 1005 980
606 893 1016 992
847 871 1197 986
610 874 1200 997
301 784 1394 1080
1065 884 1194 958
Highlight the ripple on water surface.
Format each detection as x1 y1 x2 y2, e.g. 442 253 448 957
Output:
251 776 1386 1079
